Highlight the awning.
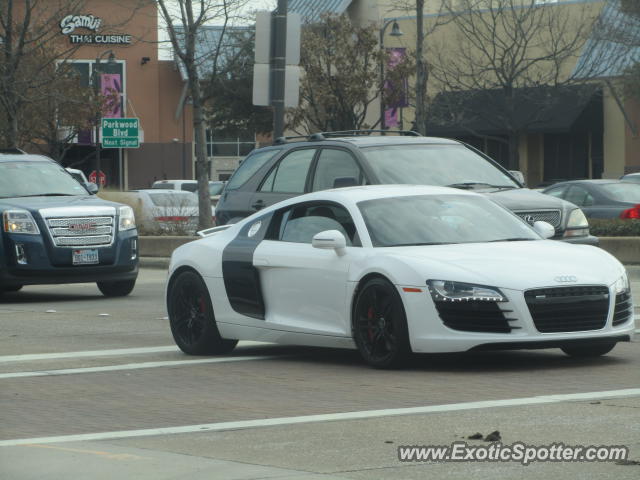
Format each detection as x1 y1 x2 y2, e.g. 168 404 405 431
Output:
288 0 353 24
426 85 602 137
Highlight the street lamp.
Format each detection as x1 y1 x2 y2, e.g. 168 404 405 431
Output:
93 49 116 190
379 19 403 131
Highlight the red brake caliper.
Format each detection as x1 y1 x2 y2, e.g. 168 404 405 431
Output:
198 296 206 314
367 306 375 341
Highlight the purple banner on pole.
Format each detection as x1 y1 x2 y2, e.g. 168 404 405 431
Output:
100 73 122 118
385 48 408 127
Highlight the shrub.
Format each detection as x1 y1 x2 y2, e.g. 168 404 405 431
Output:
589 219 640 237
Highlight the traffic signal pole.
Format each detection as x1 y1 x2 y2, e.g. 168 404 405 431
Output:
271 0 287 139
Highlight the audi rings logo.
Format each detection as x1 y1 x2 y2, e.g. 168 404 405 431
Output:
524 215 536 225
554 275 577 283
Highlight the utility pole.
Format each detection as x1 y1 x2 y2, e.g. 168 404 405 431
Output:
271 0 287 138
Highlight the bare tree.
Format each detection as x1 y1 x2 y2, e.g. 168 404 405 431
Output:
157 0 249 231
428 0 616 169
0 0 89 148
288 14 412 134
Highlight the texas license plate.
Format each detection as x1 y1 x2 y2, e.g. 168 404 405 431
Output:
72 249 99 265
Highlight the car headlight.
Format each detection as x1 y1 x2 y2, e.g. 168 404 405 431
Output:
613 274 629 294
564 209 589 238
118 206 136 231
3 209 40 234
427 280 506 302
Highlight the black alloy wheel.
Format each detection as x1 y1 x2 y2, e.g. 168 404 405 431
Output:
353 277 411 368
561 341 617 358
168 270 237 355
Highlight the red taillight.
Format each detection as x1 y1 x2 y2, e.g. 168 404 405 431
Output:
620 205 640 220
155 216 189 222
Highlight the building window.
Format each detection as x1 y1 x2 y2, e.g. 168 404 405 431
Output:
205 129 257 157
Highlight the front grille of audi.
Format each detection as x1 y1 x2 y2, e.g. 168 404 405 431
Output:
524 286 609 333
46 216 114 247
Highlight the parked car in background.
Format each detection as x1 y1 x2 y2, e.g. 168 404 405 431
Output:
620 172 640 184
101 189 211 235
1 152 138 296
542 180 640 219
215 131 596 244
151 179 226 205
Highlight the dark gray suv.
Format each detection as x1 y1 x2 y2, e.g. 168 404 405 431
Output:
215 132 597 244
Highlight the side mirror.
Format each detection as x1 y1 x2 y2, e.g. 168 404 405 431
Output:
312 229 346 255
533 221 555 239
333 177 359 189
509 170 525 186
85 182 99 195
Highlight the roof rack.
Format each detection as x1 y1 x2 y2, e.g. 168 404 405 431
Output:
0 148 26 154
273 135 309 145
316 130 422 138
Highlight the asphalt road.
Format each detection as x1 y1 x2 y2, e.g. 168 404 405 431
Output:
0 268 639 479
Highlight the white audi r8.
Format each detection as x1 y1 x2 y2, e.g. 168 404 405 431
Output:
166 185 635 368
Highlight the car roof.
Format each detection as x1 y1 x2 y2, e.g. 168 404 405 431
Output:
0 153 54 163
549 179 629 187
251 185 477 217
331 136 460 148
136 189 195 194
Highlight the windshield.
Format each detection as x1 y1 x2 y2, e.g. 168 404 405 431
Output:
362 144 519 189
358 194 539 247
209 183 225 195
0 161 88 198
601 183 640 203
148 192 198 207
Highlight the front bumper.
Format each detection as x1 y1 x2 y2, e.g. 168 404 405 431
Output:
401 285 635 353
1 230 138 288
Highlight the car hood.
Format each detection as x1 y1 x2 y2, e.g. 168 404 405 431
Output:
0 195 123 211
384 241 623 291
485 188 568 211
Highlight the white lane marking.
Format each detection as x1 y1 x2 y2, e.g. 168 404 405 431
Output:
0 355 278 380
0 341 272 363
1 388 639 447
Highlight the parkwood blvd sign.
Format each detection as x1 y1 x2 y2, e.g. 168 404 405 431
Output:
101 118 139 148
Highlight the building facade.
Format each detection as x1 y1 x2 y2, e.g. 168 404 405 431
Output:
43 0 194 189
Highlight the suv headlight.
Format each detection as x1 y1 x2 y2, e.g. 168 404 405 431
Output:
427 280 506 302
3 209 40 234
613 274 629 294
564 209 589 238
118 206 136 231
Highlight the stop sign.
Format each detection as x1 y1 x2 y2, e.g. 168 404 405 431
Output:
88 170 106 186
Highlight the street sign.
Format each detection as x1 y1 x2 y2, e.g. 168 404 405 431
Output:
101 118 140 148
88 170 106 186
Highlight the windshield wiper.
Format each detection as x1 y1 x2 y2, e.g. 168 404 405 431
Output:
446 182 516 190
12 193 76 197
487 238 533 242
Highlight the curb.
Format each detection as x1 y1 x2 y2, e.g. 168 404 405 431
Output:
139 257 170 269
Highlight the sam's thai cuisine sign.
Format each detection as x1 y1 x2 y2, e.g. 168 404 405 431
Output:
60 14 131 44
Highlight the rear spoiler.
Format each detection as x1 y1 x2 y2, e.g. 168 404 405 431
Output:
197 224 233 238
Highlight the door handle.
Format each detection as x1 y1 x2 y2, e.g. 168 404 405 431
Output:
254 257 270 266
252 199 265 210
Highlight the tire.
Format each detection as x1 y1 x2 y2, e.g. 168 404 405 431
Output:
97 279 136 297
167 270 237 355
561 342 617 358
352 277 412 368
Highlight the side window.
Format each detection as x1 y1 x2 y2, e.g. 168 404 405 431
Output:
277 203 360 246
312 149 364 191
565 186 593 207
226 149 281 190
180 183 197 192
544 186 566 199
260 149 316 193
